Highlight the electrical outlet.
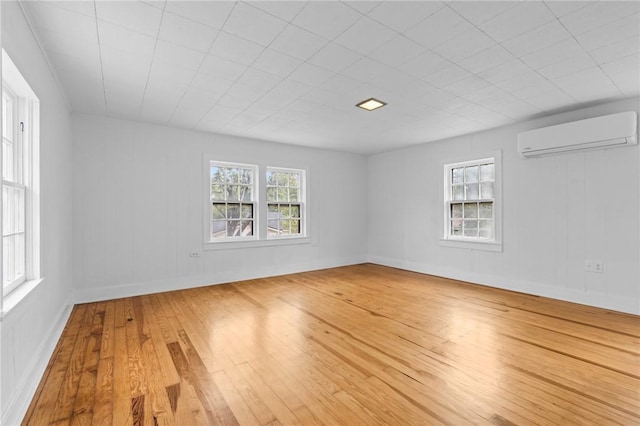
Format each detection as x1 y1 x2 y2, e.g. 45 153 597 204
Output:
190 250 201 257
593 260 604 273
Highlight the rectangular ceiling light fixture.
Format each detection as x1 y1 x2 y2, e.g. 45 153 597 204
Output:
356 97 386 111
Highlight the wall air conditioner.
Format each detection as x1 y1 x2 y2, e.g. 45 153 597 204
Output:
517 111 638 158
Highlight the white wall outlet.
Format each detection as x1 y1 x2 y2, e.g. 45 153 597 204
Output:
190 249 201 257
593 260 604 273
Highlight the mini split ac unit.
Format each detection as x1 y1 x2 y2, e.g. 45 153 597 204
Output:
517 111 638 158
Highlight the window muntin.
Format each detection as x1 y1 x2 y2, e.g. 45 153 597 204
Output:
266 168 304 237
2 87 27 293
446 159 495 240
210 162 257 240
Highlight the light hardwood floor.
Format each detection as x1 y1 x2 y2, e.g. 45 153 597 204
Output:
23 264 640 425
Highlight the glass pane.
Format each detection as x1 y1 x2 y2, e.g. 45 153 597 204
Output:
239 186 252 201
480 182 494 199
227 204 240 219
290 204 300 218
289 188 299 202
211 184 225 201
465 183 479 200
451 203 462 218
451 219 462 236
212 203 226 220
240 220 253 236
290 219 301 234
479 202 493 219
452 185 464 201
452 167 464 184
464 165 478 183
464 203 477 218
277 187 288 202
227 220 242 237
480 163 494 181
227 185 239 201
211 166 223 183
267 187 277 202
241 204 253 218
239 168 252 184
279 205 290 218
479 220 493 238
277 172 288 186
289 172 300 187
227 168 239 184
266 171 276 186
268 203 278 214
463 220 478 237
212 220 227 238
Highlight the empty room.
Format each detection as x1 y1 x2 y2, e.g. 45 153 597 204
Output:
1 0 639 424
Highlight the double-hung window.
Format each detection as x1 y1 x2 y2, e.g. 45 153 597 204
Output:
2 49 40 301
2 87 26 293
443 153 501 251
267 167 304 237
207 161 307 245
210 162 257 240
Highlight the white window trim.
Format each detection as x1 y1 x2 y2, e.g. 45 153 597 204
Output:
203 155 310 251
1 49 41 311
440 150 502 252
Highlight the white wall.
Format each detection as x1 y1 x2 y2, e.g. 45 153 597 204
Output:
368 97 640 315
1 1 74 423
72 114 367 302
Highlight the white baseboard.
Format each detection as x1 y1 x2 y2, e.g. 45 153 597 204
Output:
1 302 73 426
368 255 640 315
73 256 367 303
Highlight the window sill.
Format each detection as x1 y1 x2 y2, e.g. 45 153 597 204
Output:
2 277 44 318
205 236 311 251
440 238 502 252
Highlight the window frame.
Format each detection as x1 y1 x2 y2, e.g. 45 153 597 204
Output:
208 161 259 242
203 157 310 251
441 151 502 252
1 48 41 310
266 166 306 240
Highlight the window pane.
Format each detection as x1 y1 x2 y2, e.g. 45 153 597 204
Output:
289 187 299 201
241 204 253 218
451 203 463 218
211 166 223 183
3 140 14 181
227 204 240 219
212 203 225 220
211 184 225 201
277 172 288 186
463 220 478 237
290 204 300 218
480 182 494 199
279 205 290 218
480 163 494 181
239 186 252 201
479 202 493 219
290 219 300 234
240 220 253 236
239 169 252 184
464 203 478 218
277 187 288 201
227 220 242 237
452 185 464 201
464 166 478 183
451 219 462 236
479 220 493 238
266 187 277 202
452 167 464 184
289 172 300 187
465 183 479 199
266 171 276 185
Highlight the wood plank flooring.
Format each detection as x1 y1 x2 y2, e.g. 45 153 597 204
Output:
22 264 640 425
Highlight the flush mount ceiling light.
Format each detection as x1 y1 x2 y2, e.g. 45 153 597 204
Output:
356 97 387 111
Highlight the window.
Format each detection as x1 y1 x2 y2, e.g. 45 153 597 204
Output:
2 49 40 299
267 167 305 237
205 160 308 247
443 153 501 251
210 162 257 240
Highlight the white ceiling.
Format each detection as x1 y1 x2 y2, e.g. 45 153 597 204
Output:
22 0 640 154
